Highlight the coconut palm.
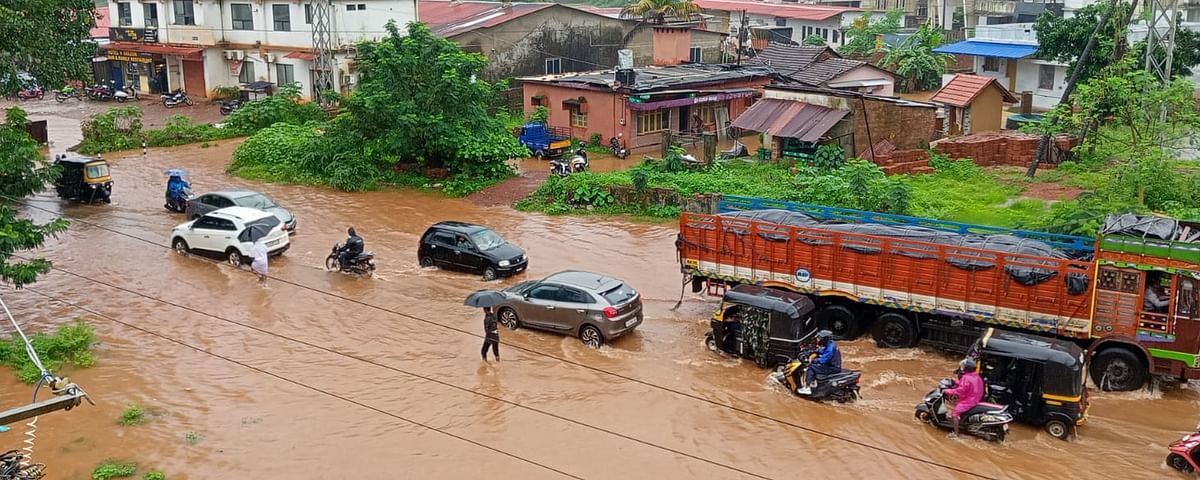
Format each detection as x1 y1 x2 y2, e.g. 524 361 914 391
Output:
620 0 701 25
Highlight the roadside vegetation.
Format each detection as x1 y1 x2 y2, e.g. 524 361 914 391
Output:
119 404 145 426
0 321 96 384
0 107 70 286
92 460 137 480
227 21 525 194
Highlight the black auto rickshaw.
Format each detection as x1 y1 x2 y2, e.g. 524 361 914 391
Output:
969 327 1088 440
54 155 112 204
705 284 817 368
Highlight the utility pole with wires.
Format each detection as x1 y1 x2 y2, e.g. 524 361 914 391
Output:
309 0 336 104
0 296 94 480
735 10 749 64
1144 0 1179 138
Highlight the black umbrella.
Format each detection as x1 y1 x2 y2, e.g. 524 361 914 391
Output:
238 223 275 243
464 289 507 308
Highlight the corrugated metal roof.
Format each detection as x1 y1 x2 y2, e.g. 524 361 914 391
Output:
750 44 836 77
694 0 857 21
521 63 775 93
731 98 849 141
419 0 555 37
932 40 1038 59
791 57 867 86
930 74 1018 108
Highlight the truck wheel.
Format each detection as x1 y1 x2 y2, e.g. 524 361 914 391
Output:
1089 348 1147 392
534 150 546 160
872 313 916 348
814 305 862 340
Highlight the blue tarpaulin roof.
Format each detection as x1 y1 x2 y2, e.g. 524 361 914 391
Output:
932 40 1038 59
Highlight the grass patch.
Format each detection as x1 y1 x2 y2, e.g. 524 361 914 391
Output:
904 164 1049 227
0 321 96 384
143 471 166 480
184 431 203 445
93 460 137 480
119 404 145 426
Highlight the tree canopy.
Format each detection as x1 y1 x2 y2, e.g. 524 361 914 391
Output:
0 108 70 286
0 0 97 95
838 10 902 57
620 0 701 24
880 25 953 92
802 35 828 47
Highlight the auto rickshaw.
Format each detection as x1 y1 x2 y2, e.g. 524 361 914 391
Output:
54 155 112 204
705 284 817 368
968 327 1088 440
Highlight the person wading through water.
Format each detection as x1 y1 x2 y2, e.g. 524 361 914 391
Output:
482 306 500 362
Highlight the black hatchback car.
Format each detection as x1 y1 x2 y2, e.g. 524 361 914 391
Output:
418 222 528 280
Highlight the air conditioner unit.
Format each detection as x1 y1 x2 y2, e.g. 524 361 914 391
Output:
223 50 236 60
263 53 276 63
235 51 245 60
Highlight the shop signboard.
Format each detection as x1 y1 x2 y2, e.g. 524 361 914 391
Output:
109 27 159 43
106 50 155 64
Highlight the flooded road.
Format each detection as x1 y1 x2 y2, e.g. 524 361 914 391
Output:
1 102 1198 479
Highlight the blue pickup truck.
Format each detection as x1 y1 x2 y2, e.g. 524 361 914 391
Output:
517 123 573 159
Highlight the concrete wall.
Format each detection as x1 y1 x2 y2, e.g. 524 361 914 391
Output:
762 88 936 157
962 57 1066 111
834 65 895 96
968 85 1006 133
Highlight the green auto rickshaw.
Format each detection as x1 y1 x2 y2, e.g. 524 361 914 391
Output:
969 328 1088 440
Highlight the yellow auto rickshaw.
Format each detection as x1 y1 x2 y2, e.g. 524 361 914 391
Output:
54 155 112 204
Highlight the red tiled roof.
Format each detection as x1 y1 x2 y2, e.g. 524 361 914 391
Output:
91 9 110 38
693 0 858 21
930 73 1018 108
419 0 555 37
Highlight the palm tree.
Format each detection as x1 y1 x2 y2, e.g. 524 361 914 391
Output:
620 0 701 25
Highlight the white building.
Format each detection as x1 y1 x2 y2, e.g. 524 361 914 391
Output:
694 0 889 48
101 0 416 98
933 23 1068 110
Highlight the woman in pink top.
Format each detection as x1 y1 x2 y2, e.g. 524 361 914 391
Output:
944 357 984 437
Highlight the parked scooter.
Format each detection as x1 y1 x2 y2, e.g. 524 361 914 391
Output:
114 82 139 103
570 146 589 173
550 157 571 177
1167 431 1200 473
55 85 82 102
719 139 748 160
163 169 192 213
219 99 244 116
16 84 44 100
608 135 629 159
915 378 1013 442
161 89 193 108
769 351 861 403
326 243 376 276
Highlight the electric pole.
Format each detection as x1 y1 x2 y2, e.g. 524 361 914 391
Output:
736 10 749 64
1144 0 1178 136
310 0 336 104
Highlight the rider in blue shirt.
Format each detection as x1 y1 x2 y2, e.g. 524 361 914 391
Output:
798 330 841 395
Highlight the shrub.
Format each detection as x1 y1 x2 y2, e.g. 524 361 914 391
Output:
588 132 603 147
223 84 326 135
811 144 846 171
93 460 137 480
119 404 144 426
79 107 143 154
209 85 241 101
143 115 234 147
0 321 96 384
143 472 166 480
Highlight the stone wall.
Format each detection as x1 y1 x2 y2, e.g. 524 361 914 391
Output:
603 185 723 214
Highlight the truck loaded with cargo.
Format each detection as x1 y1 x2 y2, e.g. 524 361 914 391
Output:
676 195 1200 391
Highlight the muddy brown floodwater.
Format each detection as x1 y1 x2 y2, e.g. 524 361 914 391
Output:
0 102 1198 480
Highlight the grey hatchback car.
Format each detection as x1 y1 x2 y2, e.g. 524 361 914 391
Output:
185 190 297 233
496 271 643 347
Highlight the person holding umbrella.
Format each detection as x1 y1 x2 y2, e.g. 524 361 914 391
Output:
465 290 508 362
249 236 269 285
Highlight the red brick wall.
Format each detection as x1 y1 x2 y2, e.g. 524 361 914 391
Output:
852 99 937 157
868 132 1078 175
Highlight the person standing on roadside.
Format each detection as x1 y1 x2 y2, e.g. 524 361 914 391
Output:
250 237 269 285
481 306 500 362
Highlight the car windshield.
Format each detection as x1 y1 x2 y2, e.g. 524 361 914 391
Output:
469 229 505 251
600 283 637 305
234 193 278 210
86 164 109 178
505 281 537 293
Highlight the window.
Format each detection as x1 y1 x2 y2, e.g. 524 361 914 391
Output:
528 285 561 301
570 111 587 128
876 0 886 9
636 110 669 135
918 5 928 17
983 57 1000 72
239 60 255 83
272 4 290 31
689 46 702 63
304 4 313 23
696 104 719 129
346 3 365 10
432 232 456 247
544 57 562 75
558 288 591 304
1038 64 1055 90
358 3 365 9
173 0 195 25
897 0 906 8
117 2 132 26
775 16 787 27
231 3 253 31
1189 8 1200 22
601 283 637 305
144 4 159 27
276 64 295 86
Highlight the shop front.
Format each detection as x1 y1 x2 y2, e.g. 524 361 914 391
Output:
100 37 203 96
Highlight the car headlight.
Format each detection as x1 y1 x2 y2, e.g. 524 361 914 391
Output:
498 260 511 267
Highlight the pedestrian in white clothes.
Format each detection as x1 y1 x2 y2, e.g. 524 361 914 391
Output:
250 237 269 285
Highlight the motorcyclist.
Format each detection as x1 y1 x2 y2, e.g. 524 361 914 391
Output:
166 174 190 209
339 227 364 270
944 357 984 438
797 330 840 395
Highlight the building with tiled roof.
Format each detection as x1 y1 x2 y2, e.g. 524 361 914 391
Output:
750 43 894 96
931 74 1017 136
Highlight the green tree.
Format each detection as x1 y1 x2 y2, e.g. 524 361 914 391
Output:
838 10 902 57
0 0 97 95
880 25 953 92
620 0 701 24
802 34 828 47
0 108 70 285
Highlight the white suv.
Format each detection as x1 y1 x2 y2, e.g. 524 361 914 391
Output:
171 206 290 265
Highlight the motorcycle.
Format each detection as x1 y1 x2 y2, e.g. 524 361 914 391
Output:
161 89 193 108
608 135 629 159
16 84 44 100
1167 431 1200 474
163 169 192 213
570 148 589 173
219 99 244 116
550 157 571 177
326 243 376 275
86 82 114 101
914 378 1013 442
769 351 861 403
55 86 82 102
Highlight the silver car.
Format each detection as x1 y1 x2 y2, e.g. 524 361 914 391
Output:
185 190 297 233
497 271 643 347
